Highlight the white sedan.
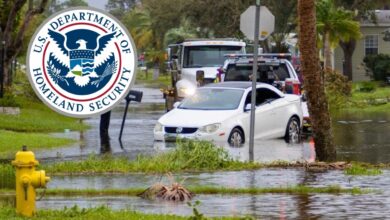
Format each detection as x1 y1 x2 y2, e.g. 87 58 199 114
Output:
154 82 303 145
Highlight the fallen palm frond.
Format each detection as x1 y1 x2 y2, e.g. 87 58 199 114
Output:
138 173 194 202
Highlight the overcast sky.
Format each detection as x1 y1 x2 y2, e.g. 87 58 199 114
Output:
87 0 108 10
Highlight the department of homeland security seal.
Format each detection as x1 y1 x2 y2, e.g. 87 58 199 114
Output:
27 7 137 118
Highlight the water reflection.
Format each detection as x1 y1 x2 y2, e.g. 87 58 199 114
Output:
31 169 390 218
333 112 390 163
22 86 390 164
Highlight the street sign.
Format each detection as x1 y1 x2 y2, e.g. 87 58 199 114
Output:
240 6 275 41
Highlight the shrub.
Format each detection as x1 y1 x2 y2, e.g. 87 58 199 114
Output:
324 69 352 109
354 81 376 93
0 93 19 107
363 54 390 81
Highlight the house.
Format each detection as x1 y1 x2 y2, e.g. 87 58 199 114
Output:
334 10 390 81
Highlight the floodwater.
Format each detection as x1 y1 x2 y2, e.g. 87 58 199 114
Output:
33 169 390 218
3 168 390 218
29 85 390 164
1 84 390 218
334 111 390 163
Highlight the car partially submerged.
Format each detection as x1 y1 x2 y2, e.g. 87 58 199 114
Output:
154 82 303 145
218 53 311 132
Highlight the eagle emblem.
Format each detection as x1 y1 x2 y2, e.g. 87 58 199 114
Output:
46 29 118 90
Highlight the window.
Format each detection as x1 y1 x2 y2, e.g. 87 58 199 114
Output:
183 46 243 68
244 88 281 106
224 63 290 83
180 88 244 110
365 35 378 56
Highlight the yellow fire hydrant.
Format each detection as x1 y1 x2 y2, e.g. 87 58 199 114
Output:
11 146 50 217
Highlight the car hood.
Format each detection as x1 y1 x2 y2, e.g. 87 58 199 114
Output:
159 108 238 127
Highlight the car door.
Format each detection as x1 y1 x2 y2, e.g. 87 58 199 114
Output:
268 96 291 137
254 88 287 138
243 88 273 139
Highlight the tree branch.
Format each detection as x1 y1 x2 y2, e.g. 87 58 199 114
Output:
3 0 26 45
12 0 49 50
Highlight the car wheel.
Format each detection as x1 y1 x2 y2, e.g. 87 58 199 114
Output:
228 128 244 146
285 117 300 143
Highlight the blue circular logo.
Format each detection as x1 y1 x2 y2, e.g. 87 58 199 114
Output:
27 7 137 118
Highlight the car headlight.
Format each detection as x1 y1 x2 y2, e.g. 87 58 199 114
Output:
154 122 163 133
179 87 196 96
198 123 221 134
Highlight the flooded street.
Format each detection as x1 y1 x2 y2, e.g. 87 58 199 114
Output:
2 85 390 219
33 85 390 164
334 112 390 163
36 169 390 219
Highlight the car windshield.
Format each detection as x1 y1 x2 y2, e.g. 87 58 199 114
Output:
183 45 243 68
224 63 290 81
179 88 244 110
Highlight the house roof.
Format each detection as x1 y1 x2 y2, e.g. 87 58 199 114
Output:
362 10 390 27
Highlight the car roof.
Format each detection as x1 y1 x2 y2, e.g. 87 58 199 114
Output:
203 82 269 89
203 82 253 89
202 82 285 97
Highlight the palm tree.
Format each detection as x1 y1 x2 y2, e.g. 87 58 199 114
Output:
316 0 362 70
298 0 336 161
122 8 154 51
163 19 198 46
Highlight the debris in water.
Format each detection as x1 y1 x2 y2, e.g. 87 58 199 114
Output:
137 173 194 202
300 161 351 172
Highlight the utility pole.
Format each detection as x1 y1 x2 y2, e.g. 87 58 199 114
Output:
249 0 261 162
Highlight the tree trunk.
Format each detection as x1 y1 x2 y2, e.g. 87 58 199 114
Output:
3 58 11 86
1 0 48 86
324 32 333 70
298 0 336 161
339 39 356 81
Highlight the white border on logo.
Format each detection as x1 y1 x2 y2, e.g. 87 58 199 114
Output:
26 7 138 118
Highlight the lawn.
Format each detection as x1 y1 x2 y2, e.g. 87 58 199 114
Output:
339 81 390 113
0 205 250 220
0 95 87 157
0 130 75 157
135 71 172 88
0 96 88 133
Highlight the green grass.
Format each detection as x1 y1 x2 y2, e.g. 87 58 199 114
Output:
0 185 370 197
0 130 75 157
0 96 88 133
344 163 383 176
337 81 390 113
0 164 14 189
0 205 250 220
352 82 390 101
44 140 262 174
135 72 172 88
13 185 367 196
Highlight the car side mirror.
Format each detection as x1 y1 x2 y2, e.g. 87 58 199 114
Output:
173 101 181 108
244 103 253 112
